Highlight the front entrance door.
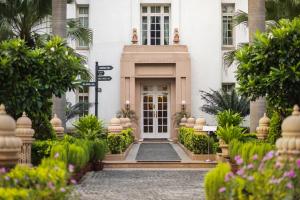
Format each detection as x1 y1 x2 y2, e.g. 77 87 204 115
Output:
141 85 170 139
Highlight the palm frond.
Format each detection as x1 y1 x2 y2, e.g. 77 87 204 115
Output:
67 18 93 46
65 102 92 122
200 89 250 117
233 10 248 27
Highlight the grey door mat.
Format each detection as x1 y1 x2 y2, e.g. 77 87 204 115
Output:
136 143 181 162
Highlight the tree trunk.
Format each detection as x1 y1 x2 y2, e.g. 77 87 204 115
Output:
248 0 266 132
52 0 67 127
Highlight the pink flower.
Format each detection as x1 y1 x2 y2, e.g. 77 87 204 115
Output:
286 182 293 189
47 182 55 190
68 164 74 173
54 152 59 158
252 154 258 161
235 155 243 165
275 161 283 169
218 187 226 193
4 176 10 181
297 159 300 169
247 164 254 169
237 168 245 176
60 188 66 192
247 176 254 181
0 168 6 174
263 151 274 161
284 170 296 178
70 179 77 185
224 172 234 182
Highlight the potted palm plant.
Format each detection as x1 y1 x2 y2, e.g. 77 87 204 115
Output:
216 125 244 159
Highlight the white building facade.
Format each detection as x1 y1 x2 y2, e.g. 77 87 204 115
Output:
66 0 249 140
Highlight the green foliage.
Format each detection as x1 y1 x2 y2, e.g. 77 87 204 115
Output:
179 127 216 154
200 90 250 117
267 111 282 144
68 144 88 172
0 188 30 200
73 115 106 140
235 18 300 112
92 139 108 161
50 144 68 164
116 109 138 122
0 38 90 140
107 129 134 154
229 139 274 163
204 163 231 200
0 158 70 200
216 110 243 127
216 125 245 144
32 140 57 166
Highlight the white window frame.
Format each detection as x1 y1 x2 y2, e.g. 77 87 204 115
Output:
222 83 235 93
76 5 89 49
140 5 171 45
77 86 89 117
222 3 235 47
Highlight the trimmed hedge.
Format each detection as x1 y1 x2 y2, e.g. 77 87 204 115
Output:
179 127 215 154
107 128 134 154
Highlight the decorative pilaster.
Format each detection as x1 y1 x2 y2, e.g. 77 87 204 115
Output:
0 104 22 167
108 118 123 134
50 114 64 140
276 105 300 162
16 112 35 165
256 113 270 140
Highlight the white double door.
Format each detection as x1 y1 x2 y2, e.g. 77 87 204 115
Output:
141 85 170 139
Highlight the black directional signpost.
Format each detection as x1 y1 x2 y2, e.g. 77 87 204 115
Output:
80 62 113 117
94 62 113 117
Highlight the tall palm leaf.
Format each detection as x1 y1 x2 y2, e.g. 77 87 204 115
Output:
65 102 92 122
67 19 93 45
200 89 250 117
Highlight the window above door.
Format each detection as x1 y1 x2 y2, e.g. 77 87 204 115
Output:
141 5 170 45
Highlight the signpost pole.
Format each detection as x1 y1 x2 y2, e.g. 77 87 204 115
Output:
95 62 99 117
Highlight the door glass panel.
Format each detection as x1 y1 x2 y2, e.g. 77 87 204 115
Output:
143 95 154 133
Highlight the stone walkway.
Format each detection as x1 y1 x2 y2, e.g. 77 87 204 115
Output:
75 170 207 200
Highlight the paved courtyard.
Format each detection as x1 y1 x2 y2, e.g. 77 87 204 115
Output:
74 170 207 200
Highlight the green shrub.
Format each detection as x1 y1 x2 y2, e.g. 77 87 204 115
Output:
107 128 134 154
73 115 106 140
204 163 231 200
216 125 245 144
107 134 125 154
92 139 108 161
216 110 242 128
267 111 282 144
179 127 216 154
0 188 30 200
68 144 88 172
50 144 68 163
32 140 57 166
229 139 274 163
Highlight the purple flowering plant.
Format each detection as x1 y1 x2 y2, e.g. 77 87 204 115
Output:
219 151 300 200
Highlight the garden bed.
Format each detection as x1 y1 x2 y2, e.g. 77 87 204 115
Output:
178 142 216 161
104 142 134 161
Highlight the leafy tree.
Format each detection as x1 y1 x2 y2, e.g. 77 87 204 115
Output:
235 18 300 115
0 0 92 46
200 89 250 117
0 37 90 139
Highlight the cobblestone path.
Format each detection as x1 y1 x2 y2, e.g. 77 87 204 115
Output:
75 170 207 200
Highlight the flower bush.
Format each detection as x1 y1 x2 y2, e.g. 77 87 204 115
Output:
210 152 300 200
178 127 216 154
107 128 134 154
0 158 71 200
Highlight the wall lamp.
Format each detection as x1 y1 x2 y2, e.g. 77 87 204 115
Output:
125 100 130 110
181 100 186 112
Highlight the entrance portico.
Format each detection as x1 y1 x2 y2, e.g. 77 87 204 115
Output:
120 45 191 140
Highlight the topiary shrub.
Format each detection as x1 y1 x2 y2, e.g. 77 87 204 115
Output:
107 134 126 154
190 134 215 154
68 144 88 172
204 162 231 200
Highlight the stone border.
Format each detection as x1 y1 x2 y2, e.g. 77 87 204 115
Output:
178 142 216 161
104 143 134 161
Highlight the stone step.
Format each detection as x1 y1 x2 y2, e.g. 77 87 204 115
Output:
103 161 217 169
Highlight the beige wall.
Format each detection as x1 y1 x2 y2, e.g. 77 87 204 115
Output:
120 45 191 140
